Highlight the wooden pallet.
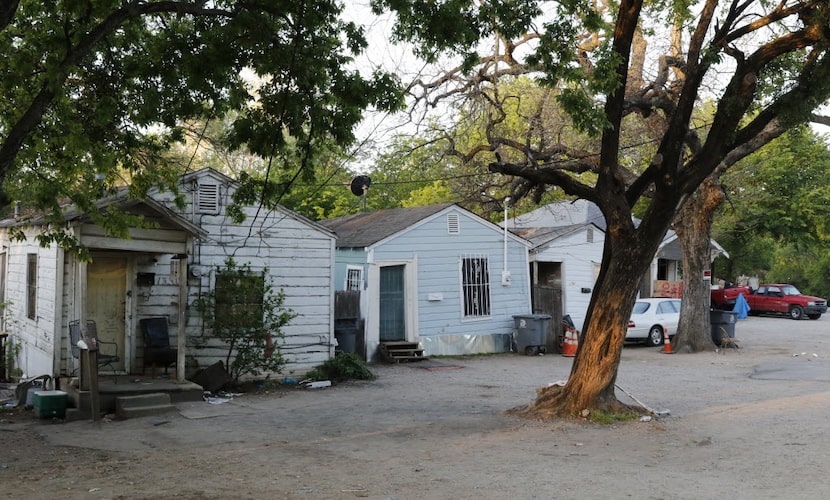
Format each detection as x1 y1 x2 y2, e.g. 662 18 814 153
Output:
379 341 428 363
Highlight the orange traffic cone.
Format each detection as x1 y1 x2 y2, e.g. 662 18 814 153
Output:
561 328 578 357
663 329 673 354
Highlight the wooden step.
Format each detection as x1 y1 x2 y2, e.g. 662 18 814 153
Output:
379 341 428 363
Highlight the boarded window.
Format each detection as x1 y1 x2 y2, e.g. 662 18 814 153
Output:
197 183 220 214
461 254 491 318
447 213 460 234
26 254 37 320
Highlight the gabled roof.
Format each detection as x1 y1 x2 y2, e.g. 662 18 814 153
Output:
512 222 604 249
0 187 205 236
176 167 335 237
319 203 455 248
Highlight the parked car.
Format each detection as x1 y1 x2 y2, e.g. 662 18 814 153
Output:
626 298 681 346
711 283 826 320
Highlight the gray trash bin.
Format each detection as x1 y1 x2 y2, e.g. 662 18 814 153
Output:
710 310 738 344
513 314 551 355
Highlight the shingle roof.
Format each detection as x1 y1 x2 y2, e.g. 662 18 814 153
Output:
319 203 455 248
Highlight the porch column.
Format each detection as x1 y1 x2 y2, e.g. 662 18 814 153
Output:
176 255 187 382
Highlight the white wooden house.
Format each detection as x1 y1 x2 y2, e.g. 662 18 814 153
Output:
0 168 335 381
507 199 727 331
320 203 533 359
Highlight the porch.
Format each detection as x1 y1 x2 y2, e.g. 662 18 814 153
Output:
61 375 204 421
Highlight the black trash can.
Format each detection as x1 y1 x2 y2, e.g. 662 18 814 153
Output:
335 328 358 354
710 310 738 344
513 314 551 355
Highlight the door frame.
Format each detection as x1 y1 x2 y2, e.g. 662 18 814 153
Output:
366 259 418 358
80 252 135 374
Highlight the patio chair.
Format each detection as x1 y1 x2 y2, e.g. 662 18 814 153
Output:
69 319 120 379
139 317 178 378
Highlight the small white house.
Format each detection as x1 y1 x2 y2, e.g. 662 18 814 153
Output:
508 199 728 331
321 203 533 359
0 168 336 381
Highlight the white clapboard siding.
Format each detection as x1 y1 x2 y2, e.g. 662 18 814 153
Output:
148 169 335 376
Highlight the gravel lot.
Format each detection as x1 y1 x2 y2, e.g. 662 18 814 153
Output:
2 314 829 499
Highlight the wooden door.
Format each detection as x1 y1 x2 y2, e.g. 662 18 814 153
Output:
87 254 127 371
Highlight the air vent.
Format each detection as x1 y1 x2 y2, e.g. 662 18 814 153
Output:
447 213 460 234
197 183 220 214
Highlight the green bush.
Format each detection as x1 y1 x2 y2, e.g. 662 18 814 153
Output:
305 353 375 382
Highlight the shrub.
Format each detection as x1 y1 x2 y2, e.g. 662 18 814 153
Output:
305 353 375 382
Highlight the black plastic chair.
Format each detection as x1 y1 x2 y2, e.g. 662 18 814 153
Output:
68 319 120 378
139 317 178 377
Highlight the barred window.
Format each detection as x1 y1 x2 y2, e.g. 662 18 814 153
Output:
345 266 363 291
461 255 490 318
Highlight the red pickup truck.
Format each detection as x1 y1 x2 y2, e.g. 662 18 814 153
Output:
711 284 827 320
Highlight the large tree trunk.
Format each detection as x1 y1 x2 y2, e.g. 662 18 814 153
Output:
673 177 725 352
513 216 664 417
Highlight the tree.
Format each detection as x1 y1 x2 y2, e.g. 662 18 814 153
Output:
711 127 830 298
376 0 830 416
194 258 296 384
1 1 400 246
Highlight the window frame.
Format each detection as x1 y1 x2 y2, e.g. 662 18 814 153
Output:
26 253 37 320
460 254 491 320
345 265 364 291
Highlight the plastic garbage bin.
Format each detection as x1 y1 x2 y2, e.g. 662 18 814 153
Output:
335 328 358 354
513 314 551 355
710 310 738 345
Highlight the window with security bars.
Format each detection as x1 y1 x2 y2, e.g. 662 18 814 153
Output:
461 255 491 318
345 266 363 291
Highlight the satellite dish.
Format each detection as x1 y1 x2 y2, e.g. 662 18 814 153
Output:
349 175 371 196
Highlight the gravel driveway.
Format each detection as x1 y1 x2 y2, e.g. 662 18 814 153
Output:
3 314 829 499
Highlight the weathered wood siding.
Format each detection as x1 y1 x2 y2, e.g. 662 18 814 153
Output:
0 226 61 378
153 170 335 375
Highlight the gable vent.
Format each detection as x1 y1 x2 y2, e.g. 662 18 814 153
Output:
447 213 460 234
197 183 220 214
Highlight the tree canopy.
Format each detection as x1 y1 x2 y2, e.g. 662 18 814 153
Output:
1 0 400 245
373 0 830 416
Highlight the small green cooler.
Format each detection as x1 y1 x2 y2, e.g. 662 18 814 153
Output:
33 390 68 418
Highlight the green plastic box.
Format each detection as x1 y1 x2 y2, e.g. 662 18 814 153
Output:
33 390 67 419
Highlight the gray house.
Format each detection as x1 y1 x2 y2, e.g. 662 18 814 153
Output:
508 199 728 331
0 168 336 382
320 203 532 360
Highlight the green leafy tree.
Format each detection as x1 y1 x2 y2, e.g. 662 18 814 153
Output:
713 128 830 298
195 258 296 384
0 1 401 246
375 0 830 417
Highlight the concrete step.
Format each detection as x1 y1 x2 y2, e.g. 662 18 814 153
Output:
117 403 177 419
116 393 177 419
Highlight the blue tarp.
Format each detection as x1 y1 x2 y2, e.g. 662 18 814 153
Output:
733 292 750 319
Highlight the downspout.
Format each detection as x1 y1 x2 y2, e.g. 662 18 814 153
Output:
176 252 188 382
501 197 511 286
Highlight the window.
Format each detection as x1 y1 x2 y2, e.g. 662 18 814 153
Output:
447 213 460 234
197 183 220 214
214 270 264 328
26 253 37 320
345 266 363 291
461 255 491 318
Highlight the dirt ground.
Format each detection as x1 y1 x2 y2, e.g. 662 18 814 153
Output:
2 314 829 499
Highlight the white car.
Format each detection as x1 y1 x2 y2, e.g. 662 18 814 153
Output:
626 298 681 346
